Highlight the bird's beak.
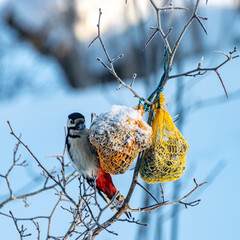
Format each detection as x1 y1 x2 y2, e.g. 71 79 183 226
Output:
77 122 85 130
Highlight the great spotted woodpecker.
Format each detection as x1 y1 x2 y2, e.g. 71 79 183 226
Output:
66 112 129 216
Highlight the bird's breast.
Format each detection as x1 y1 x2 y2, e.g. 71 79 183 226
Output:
67 137 99 179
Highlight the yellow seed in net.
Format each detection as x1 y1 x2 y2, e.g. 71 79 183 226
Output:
139 94 189 183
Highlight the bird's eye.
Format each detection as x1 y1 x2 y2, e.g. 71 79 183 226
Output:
70 120 74 124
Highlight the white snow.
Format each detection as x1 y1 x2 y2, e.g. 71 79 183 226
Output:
90 105 152 153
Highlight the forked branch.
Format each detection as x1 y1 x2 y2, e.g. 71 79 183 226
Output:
168 47 239 97
7 121 78 207
129 178 207 213
88 8 152 106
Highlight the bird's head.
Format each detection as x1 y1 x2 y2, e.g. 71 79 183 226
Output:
67 112 86 132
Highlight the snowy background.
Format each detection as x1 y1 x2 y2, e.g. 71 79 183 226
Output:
1 0 240 240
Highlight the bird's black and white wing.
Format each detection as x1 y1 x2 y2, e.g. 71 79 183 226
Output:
87 135 99 159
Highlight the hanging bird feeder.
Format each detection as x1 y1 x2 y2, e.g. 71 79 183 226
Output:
90 105 152 175
139 93 189 183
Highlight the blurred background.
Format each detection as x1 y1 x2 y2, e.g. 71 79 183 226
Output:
0 0 240 239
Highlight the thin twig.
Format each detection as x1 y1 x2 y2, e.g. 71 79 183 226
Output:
145 0 188 52
9 211 32 239
117 218 147 226
130 179 207 213
88 8 152 106
31 220 40 240
0 184 57 209
7 121 78 207
167 50 239 98
47 196 62 239
136 181 159 204
159 183 165 202
7 121 59 185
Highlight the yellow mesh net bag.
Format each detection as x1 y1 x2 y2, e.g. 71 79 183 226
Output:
90 105 152 175
139 94 189 183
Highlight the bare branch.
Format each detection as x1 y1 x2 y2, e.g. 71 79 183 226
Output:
112 53 124 63
215 69 228 98
136 181 159 204
7 121 59 185
31 220 40 240
169 0 201 68
160 0 201 88
0 183 57 209
196 16 208 35
144 29 158 49
216 51 230 58
129 179 207 213
117 217 147 226
167 49 239 98
198 56 204 68
147 0 188 53
7 121 78 206
47 196 62 239
89 8 152 106
130 73 137 88
159 183 165 202
147 0 173 53
9 211 32 239
179 199 201 209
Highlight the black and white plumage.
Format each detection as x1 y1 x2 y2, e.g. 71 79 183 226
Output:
65 112 131 218
66 112 99 186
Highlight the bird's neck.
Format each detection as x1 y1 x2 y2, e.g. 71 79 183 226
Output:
67 128 86 138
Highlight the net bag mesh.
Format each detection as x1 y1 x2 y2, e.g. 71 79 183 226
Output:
139 94 189 183
89 105 152 175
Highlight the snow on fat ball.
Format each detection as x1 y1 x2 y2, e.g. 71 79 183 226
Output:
89 105 152 175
